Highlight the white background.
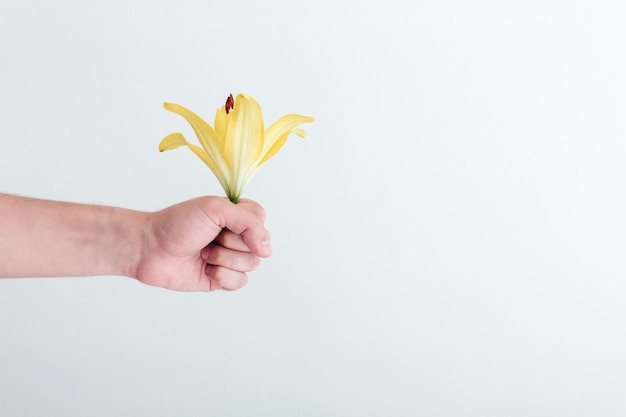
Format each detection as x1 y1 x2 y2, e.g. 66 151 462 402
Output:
1 0 626 415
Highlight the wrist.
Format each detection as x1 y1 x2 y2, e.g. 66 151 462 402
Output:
101 205 150 279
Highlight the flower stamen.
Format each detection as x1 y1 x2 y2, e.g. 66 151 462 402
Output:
225 93 234 114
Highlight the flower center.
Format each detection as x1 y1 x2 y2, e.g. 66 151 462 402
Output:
225 94 234 115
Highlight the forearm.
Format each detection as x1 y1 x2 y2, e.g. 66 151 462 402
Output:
0 194 146 278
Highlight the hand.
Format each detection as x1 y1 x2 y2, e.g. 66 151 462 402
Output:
134 197 272 292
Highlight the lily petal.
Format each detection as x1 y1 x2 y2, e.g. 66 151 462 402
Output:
163 102 230 184
159 132 188 151
214 106 228 139
158 133 230 195
224 94 264 195
258 114 315 166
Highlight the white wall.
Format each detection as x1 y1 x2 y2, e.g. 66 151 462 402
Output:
1 0 626 415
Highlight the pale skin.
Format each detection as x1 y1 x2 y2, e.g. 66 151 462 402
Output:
0 193 272 292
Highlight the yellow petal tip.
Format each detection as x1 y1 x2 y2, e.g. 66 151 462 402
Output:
159 133 187 152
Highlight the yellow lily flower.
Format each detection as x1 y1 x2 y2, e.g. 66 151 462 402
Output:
159 93 315 203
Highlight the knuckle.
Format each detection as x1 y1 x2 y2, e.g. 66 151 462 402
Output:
213 268 248 291
249 256 261 271
254 205 267 221
239 199 267 221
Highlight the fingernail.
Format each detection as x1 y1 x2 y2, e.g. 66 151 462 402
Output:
201 247 209 259
261 240 272 256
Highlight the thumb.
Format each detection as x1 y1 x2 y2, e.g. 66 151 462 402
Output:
201 197 272 258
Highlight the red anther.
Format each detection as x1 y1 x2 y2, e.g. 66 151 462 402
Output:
225 94 234 114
